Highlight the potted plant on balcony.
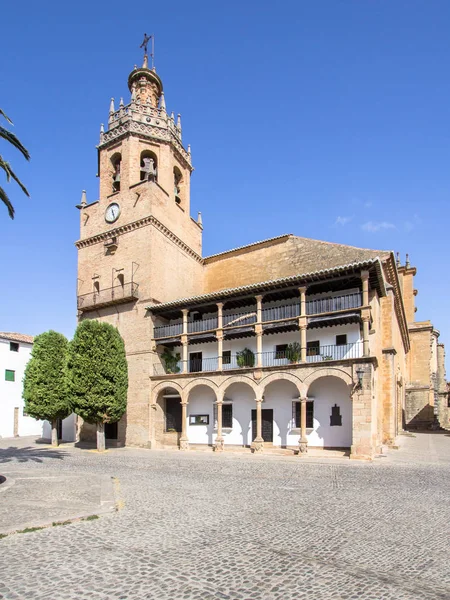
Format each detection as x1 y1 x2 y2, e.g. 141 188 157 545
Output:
236 348 255 368
286 342 301 364
161 349 181 374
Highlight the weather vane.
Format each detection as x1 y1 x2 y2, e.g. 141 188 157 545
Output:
140 33 154 68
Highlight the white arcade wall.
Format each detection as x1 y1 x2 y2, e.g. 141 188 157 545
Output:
185 378 352 448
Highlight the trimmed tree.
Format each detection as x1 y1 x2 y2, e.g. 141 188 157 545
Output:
67 320 128 451
22 331 70 446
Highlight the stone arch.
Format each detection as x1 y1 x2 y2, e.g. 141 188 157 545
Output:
260 372 303 398
302 367 353 397
151 380 183 400
184 378 219 401
220 375 258 399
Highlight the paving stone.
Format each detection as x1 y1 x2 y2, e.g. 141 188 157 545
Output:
0 433 449 599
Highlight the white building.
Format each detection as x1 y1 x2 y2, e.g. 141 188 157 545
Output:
0 332 75 441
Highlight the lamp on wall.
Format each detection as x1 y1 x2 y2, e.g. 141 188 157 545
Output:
355 367 364 390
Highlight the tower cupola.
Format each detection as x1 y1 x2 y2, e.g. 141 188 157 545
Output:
127 55 163 108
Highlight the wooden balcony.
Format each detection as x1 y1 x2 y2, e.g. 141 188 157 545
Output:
77 282 139 311
153 292 363 341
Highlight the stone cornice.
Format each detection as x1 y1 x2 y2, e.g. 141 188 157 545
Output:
75 215 203 263
384 253 410 353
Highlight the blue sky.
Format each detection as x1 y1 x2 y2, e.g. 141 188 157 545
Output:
1 0 449 364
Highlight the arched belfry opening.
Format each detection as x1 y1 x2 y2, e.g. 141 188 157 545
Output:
174 166 183 206
111 153 121 192
140 150 158 182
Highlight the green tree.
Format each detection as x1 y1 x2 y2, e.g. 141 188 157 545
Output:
1 109 30 218
67 320 128 451
22 331 70 447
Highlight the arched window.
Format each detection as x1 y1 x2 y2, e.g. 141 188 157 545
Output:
173 166 183 206
140 150 158 182
111 153 121 192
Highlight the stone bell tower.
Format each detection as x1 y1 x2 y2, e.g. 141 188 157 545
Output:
75 48 205 446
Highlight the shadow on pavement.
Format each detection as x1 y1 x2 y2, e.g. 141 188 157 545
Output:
0 446 67 464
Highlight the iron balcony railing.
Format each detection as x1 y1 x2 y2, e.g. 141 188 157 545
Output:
153 342 363 375
77 282 139 311
306 292 362 315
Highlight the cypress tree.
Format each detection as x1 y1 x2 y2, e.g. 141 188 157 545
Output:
22 330 70 446
67 319 128 451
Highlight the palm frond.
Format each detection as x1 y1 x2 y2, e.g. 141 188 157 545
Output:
0 126 30 160
0 109 13 125
0 184 15 219
0 158 30 196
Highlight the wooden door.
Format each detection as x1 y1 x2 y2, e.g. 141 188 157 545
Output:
251 409 273 443
165 397 182 432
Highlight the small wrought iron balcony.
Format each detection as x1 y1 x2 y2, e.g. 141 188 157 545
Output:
77 282 139 311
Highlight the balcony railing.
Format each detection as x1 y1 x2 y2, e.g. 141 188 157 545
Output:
154 322 183 339
306 292 362 315
262 303 300 322
223 312 257 328
153 342 363 375
152 292 363 339
77 282 139 311
188 317 218 334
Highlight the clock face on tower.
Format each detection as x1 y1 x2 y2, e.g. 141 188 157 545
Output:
105 202 120 223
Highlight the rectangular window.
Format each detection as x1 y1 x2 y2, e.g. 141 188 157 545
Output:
5 370 15 382
293 401 314 428
223 351 231 365
336 334 347 346
10 342 19 352
189 414 209 425
222 404 233 428
275 344 288 359
307 341 320 356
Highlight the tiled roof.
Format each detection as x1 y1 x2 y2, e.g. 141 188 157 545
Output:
147 257 386 312
0 332 34 344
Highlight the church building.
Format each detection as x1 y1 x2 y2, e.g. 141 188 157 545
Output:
75 50 448 458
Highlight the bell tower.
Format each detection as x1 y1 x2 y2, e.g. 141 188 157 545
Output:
75 45 205 446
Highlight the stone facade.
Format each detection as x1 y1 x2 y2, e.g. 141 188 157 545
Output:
75 54 447 456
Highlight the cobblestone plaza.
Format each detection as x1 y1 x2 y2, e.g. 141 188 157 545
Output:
0 434 449 600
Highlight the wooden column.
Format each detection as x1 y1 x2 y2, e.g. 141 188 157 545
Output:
181 309 189 373
252 398 264 452
217 303 223 371
298 397 308 454
255 295 263 368
180 398 189 450
213 400 224 452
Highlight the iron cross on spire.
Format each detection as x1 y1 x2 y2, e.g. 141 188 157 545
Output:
140 33 154 68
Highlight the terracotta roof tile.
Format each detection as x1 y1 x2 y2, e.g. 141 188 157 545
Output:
0 332 34 344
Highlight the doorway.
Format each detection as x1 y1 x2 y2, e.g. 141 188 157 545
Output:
189 352 202 373
165 397 182 432
105 421 118 440
251 409 273 443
